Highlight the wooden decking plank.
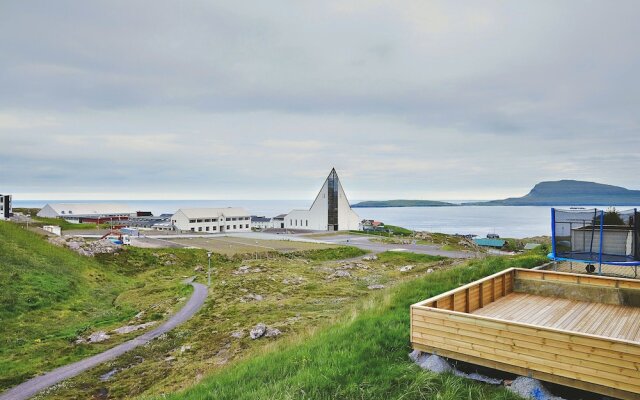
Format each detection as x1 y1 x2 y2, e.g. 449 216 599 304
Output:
470 293 640 343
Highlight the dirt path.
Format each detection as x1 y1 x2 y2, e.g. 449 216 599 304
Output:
0 281 208 400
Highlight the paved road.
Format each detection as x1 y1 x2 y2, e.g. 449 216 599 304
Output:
0 281 208 400
316 234 478 259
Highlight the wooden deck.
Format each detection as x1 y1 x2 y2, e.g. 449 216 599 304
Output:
472 292 640 343
411 268 640 400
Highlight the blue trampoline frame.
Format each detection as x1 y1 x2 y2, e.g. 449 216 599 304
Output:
548 207 640 275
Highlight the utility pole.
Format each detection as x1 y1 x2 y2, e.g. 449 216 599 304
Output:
207 251 212 287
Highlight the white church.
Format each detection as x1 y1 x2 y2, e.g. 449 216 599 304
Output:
285 168 360 231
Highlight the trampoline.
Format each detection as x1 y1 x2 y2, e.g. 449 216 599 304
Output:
548 207 640 275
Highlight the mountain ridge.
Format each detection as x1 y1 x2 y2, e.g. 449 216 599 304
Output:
352 181 640 208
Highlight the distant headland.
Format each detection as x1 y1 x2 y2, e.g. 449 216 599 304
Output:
351 200 456 208
352 180 640 208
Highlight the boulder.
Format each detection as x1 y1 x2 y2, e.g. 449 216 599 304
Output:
264 327 282 338
250 323 267 339
507 377 565 400
367 284 385 290
88 331 110 343
230 330 245 339
328 270 351 279
399 265 414 272
113 322 156 335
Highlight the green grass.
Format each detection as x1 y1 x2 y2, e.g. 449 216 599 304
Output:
285 246 367 261
0 222 197 390
35 243 451 399
159 250 547 400
376 251 445 264
350 224 414 237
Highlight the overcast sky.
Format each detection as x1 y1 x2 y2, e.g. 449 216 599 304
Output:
1 1 639 200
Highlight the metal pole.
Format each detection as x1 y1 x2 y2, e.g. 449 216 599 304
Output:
207 252 212 287
550 208 556 258
598 210 604 275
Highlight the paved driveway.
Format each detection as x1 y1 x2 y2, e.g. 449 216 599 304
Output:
316 234 478 259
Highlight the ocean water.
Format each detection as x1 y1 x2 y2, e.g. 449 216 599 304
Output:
13 199 563 238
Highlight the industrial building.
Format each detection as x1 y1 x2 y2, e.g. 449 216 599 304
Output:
250 216 272 230
37 203 133 223
284 168 360 231
171 207 251 233
0 194 12 220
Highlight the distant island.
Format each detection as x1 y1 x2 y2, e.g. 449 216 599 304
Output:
469 180 640 206
353 180 640 208
351 200 456 208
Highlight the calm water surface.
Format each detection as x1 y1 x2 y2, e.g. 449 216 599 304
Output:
14 199 562 238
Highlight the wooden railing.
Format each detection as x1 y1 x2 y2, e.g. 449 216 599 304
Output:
415 268 515 313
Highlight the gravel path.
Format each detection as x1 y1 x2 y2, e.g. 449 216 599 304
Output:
0 281 208 400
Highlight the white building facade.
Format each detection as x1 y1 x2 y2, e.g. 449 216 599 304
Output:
0 194 12 220
250 216 272 230
171 207 251 233
37 203 133 219
285 168 360 231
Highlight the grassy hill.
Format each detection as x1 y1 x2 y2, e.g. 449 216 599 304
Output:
160 250 548 400
0 221 195 390
352 200 456 208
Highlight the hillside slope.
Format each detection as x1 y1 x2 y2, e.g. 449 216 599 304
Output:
161 251 548 400
0 222 193 390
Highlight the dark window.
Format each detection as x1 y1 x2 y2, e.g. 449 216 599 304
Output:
327 169 339 230
190 228 195 232
206 227 210 231
212 226 217 231
233 225 237 229
189 219 196 223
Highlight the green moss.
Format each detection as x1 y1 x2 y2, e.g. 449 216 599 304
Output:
160 251 546 400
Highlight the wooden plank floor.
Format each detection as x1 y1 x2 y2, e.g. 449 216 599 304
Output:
472 293 640 343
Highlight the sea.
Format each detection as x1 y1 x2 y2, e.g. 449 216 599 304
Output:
13 200 639 239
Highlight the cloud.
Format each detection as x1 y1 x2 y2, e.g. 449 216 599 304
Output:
0 1 638 199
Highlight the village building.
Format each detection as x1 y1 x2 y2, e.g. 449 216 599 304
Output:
271 214 286 229
171 207 251 233
284 168 360 231
250 216 272 230
37 203 132 223
0 194 12 220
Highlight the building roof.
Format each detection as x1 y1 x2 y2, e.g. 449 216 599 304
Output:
251 216 271 222
273 214 287 219
174 207 249 218
473 238 507 248
42 203 132 216
524 243 542 250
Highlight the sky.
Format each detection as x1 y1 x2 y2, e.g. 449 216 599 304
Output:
1 1 639 201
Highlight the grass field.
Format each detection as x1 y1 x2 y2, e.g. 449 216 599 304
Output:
32 247 465 399
0 222 197 390
168 236 337 256
160 250 548 400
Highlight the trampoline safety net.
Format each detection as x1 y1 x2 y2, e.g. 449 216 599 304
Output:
551 208 640 265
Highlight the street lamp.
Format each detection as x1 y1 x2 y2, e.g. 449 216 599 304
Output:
207 251 212 287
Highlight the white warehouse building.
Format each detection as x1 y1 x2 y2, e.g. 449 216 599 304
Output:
171 207 251 233
285 168 360 231
37 203 133 219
